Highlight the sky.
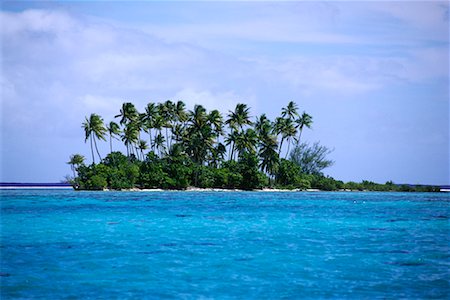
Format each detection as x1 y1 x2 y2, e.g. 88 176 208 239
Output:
1 1 449 185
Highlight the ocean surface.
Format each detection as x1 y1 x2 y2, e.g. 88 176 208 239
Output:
1 190 449 299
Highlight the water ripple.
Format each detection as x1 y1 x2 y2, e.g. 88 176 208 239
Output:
1 190 449 299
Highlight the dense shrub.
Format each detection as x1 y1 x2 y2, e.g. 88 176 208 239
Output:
238 152 268 190
196 166 216 188
139 152 167 189
73 152 440 192
275 159 305 189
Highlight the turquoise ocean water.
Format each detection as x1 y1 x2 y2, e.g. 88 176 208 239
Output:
1 190 449 298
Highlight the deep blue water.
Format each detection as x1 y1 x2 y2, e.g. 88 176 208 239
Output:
1 190 449 299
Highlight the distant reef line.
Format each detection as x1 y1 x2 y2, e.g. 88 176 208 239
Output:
0 183 72 188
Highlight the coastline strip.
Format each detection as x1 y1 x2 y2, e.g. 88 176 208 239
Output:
0 183 72 190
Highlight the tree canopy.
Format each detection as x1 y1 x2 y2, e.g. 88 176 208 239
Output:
68 100 438 192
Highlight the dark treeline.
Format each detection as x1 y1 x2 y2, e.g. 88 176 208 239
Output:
67 101 440 192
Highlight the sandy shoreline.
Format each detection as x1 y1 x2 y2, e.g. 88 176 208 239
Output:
0 186 324 192
5 186 445 192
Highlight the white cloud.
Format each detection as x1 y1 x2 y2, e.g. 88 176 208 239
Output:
1 5 447 139
246 56 381 95
141 21 358 46
1 9 77 35
405 48 450 82
367 1 448 30
135 1 448 49
1 9 256 137
1 4 448 183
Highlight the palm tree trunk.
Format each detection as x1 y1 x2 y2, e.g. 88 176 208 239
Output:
90 135 95 164
169 122 174 148
227 128 234 161
159 129 163 152
230 142 235 161
165 127 170 150
93 137 102 162
278 137 285 157
285 138 291 159
297 127 303 145
149 130 153 152
109 135 113 154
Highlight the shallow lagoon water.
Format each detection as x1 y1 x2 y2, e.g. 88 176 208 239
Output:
1 190 449 298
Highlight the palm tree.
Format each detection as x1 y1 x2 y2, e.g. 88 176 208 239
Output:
115 102 138 125
138 140 148 160
225 130 239 161
106 121 121 154
235 128 258 157
143 103 157 149
279 101 300 158
226 103 252 131
174 100 188 125
274 117 284 156
82 118 94 163
183 105 216 186
171 123 186 143
138 112 147 140
153 133 166 157
82 113 107 164
258 134 279 184
67 154 85 178
255 114 278 177
122 122 139 157
284 119 297 159
255 114 271 138
158 101 173 149
281 101 299 121
208 109 224 143
152 114 165 152
189 104 208 129
226 103 252 160
216 142 227 161
274 117 297 158
210 142 227 168
185 105 215 165
295 112 313 145
166 100 177 147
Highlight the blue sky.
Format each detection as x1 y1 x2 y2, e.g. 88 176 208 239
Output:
1 1 449 184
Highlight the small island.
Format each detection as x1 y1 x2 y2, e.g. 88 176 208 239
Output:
68 101 440 192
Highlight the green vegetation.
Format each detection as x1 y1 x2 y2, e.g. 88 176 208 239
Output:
68 101 440 192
